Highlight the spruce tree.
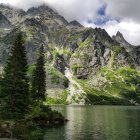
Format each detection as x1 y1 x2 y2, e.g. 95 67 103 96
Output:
31 45 46 104
0 32 29 119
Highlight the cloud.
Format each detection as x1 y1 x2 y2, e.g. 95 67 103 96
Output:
84 20 140 46
0 0 140 45
105 0 140 23
0 0 44 10
44 0 102 22
0 0 102 21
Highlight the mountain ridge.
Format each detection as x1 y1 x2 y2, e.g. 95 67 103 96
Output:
0 4 140 105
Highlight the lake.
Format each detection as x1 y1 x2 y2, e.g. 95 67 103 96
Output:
45 105 140 140
1 105 140 140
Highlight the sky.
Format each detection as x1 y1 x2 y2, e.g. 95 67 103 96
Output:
0 0 140 46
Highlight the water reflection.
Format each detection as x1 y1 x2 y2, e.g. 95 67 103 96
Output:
1 106 140 140
50 106 140 140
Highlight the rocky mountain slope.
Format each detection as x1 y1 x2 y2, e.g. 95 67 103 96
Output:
0 4 140 105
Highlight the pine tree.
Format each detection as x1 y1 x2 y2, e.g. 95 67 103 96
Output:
31 45 46 104
0 32 29 119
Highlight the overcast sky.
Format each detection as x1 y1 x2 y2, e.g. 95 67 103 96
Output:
0 0 140 46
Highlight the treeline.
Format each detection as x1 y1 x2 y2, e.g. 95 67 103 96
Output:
0 32 64 123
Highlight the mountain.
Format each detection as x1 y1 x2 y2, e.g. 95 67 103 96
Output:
0 4 140 105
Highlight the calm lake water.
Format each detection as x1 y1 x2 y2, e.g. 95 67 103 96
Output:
45 105 140 140
1 105 140 140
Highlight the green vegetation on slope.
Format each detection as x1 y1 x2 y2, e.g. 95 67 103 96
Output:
47 89 69 104
74 67 140 105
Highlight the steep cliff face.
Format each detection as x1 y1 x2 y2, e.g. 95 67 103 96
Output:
0 12 12 28
0 4 140 105
113 31 140 69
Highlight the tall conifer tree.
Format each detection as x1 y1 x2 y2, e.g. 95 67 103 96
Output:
31 45 46 104
1 32 29 119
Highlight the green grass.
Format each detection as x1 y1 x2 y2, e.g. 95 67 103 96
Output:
28 63 140 105
79 38 94 49
75 67 140 105
47 65 61 84
47 89 69 104
28 64 36 76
